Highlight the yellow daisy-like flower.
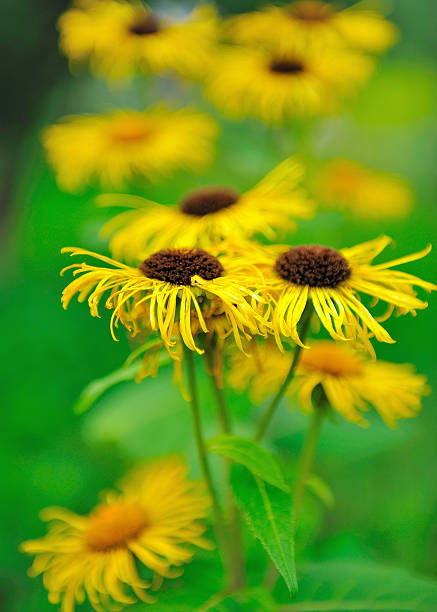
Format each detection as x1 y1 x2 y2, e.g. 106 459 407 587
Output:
316 158 413 220
42 108 218 192
227 1 398 54
205 43 373 123
20 457 211 612
99 157 313 260
254 236 435 350
58 0 219 80
228 340 429 428
61 246 268 356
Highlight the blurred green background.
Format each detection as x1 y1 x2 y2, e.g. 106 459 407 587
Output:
1 1 437 610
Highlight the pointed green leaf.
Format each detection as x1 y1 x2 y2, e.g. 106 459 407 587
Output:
203 587 277 612
208 434 289 492
74 362 141 414
230 464 297 596
279 560 437 611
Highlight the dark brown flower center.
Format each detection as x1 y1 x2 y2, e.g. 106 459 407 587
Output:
270 59 305 74
140 248 224 285
289 1 333 22
275 245 351 288
128 13 160 36
180 187 240 217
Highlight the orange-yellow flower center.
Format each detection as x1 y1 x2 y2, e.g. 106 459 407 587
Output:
110 117 152 144
85 503 148 552
289 1 333 22
300 341 363 377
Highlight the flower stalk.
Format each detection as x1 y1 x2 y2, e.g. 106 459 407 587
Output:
255 303 313 440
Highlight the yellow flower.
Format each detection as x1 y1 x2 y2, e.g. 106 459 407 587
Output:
205 43 373 123
58 0 219 80
253 236 436 350
42 108 218 192
20 457 211 612
228 340 429 428
316 159 413 220
99 157 313 260
227 1 398 54
61 246 268 356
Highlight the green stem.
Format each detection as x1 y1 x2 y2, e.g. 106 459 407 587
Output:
293 393 325 523
203 342 246 591
183 345 227 557
255 304 313 441
203 344 231 434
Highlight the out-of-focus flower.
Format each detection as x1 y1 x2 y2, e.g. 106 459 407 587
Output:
316 159 413 220
61 246 269 356
42 108 218 192
21 458 211 612
204 44 373 123
58 0 219 80
99 157 313 261
227 1 398 54
228 340 429 427
246 236 435 351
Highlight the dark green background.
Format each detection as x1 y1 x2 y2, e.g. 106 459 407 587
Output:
1 1 436 610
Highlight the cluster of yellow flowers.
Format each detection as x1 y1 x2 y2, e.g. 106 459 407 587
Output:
22 2 434 611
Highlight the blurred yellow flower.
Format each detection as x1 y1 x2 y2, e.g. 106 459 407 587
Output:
58 0 219 80
228 340 429 428
227 1 398 53
316 159 413 220
61 246 268 355
205 44 373 123
21 458 211 612
249 236 435 351
42 108 218 192
99 157 313 261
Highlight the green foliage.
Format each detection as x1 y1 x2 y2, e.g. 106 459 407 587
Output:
230 464 297 596
208 434 289 491
206 587 276 611
73 362 141 414
278 560 437 611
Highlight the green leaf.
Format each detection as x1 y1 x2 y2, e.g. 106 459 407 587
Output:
203 587 277 612
306 475 335 509
74 362 141 414
278 560 437 611
208 434 289 492
230 464 297 596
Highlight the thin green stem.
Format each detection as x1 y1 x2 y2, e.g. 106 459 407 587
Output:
255 304 313 441
182 345 227 555
293 393 325 523
203 345 231 434
203 342 246 591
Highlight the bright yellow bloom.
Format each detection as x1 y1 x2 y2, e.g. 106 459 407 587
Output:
58 0 219 80
316 159 413 220
42 108 218 192
251 236 436 351
205 43 373 123
227 1 398 54
61 246 268 356
99 158 313 261
228 340 429 428
21 458 211 612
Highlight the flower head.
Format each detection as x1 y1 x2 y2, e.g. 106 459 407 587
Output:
254 236 436 351
205 43 373 123
58 0 219 80
316 159 413 220
43 108 218 192
100 158 313 259
21 458 211 612
229 340 429 427
61 246 268 355
227 1 398 54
